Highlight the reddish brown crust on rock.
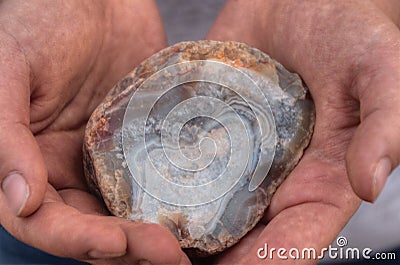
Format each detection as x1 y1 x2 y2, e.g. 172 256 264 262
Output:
83 40 315 256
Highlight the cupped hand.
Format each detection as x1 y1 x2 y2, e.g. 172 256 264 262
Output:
206 0 400 264
0 1 189 264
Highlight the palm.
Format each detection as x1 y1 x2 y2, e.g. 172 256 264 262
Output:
0 1 190 264
203 1 400 263
202 88 362 264
31 116 176 263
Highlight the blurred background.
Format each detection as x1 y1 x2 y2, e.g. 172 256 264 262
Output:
1 1 399 264
155 0 400 264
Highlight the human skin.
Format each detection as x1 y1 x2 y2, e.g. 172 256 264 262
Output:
1 0 399 265
0 1 190 264
205 0 400 264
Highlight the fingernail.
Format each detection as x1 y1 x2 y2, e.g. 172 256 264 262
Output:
88 250 126 259
1 173 29 216
373 157 392 201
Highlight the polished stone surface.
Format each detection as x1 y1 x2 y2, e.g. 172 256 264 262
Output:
84 40 315 255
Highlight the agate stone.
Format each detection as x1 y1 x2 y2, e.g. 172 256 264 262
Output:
83 40 315 256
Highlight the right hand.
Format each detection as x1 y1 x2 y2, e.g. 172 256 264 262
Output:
0 1 189 264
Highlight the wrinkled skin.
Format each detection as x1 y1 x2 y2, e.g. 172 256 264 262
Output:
0 0 399 264
0 1 190 264
204 0 400 264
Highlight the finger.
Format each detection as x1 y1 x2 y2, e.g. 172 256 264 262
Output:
205 223 265 264
58 188 109 216
115 222 191 265
60 189 191 264
60 190 190 264
230 152 360 264
1 185 188 264
370 0 400 27
36 127 87 190
1 184 126 260
65 190 191 265
0 36 47 217
346 41 400 202
0 185 127 260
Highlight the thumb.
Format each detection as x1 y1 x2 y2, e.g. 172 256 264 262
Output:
0 41 47 217
346 50 400 202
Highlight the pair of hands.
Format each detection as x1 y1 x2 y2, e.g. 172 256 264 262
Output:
0 0 399 264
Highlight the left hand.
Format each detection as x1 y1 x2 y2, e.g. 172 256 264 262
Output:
205 0 400 264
